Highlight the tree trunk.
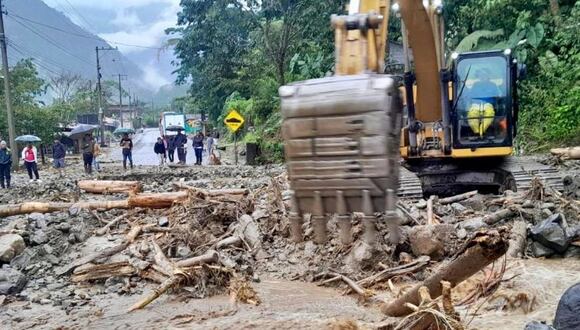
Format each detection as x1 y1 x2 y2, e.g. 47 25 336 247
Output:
381 229 509 317
78 180 142 194
551 147 580 159
0 192 188 218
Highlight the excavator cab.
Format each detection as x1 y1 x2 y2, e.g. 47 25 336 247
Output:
452 50 517 151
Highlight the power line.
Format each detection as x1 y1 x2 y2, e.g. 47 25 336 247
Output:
6 42 61 76
7 15 94 68
60 0 98 34
6 12 163 50
6 39 75 73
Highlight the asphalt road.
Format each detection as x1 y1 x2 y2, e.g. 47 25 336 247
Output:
111 128 207 166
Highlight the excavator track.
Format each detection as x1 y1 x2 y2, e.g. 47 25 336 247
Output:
397 157 563 198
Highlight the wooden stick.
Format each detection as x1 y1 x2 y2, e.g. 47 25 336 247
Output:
438 190 478 205
175 250 218 268
330 272 367 297
150 240 174 275
72 262 136 282
96 212 130 236
381 229 509 317
426 196 436 225
128 272 184 312
78 180 142 194
357 256 431 288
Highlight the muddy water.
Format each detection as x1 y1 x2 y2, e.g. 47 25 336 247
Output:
1 259 577 329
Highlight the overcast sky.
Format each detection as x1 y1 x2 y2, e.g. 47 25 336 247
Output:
42 0 181 90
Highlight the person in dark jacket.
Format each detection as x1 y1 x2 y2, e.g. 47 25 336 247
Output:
81 134 95 175
52 139 66 177
120 133 134 170
192 132 204 165
154 137 167 166
0 141 12 188
166 135 175 163
174 131 187 165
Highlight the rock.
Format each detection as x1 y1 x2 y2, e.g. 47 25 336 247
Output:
524 321 555 330
460 217 486 231
564 246 580 258
28 213 46 223
158 217 169 227
0 235 26 263
0 266 28 295
530 214 570 253
522 200 535 209
67 234 77 244
456 228 468 239
30 231 49 246
415 199 427 209
451 203 467 213
57 223 71 233
530 241 555 258
176 245 192 258
409 224 454 260
303 241 317 258
461 194 486 211
542 209 553 218
45 254 60 266
540 202 556 211
554 283 580 330
251 209 268 220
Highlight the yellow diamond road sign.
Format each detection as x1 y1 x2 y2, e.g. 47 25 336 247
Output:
224 109 245 133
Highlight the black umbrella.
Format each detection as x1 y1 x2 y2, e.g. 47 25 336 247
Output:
69 124 98 138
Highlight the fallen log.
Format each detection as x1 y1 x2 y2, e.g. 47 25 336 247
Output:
72 262 136 282
78 180 142 194
507 221 527 258
381 228 509 317
439 190 478 205
128 271 186 312
216 236 243 249
482 206 518 225
550 147 580 160
0 191 189 217
175 250 219 268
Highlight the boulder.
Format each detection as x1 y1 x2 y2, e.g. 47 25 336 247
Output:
30 231 49 246
0 234 26 263
409 224 454 260
554 283 580 330
530 241 555 258
530 214 570 253
0 266 28 295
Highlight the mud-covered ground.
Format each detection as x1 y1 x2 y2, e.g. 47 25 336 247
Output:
0 148 579 330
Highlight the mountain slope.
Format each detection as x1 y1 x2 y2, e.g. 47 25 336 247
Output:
4 0 144 89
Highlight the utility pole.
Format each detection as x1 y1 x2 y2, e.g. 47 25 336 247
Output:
114 74 127 127
0 0 18 167
95 46 116 146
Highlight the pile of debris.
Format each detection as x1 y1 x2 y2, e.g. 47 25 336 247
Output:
0 162 579 329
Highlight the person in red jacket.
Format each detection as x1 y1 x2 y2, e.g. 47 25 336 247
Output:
21 143 40 182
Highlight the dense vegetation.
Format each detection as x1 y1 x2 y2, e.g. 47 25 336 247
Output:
169 0 579 159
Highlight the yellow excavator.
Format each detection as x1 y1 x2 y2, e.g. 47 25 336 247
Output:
280 0 536 244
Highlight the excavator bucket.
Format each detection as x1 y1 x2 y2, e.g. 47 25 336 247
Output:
280 74 403 245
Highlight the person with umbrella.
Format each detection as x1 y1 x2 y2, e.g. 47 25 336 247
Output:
52 138 66 177
0 141 12 188
22 142 40 182
120 133 134 170
174 130 187 165
81 133 95 174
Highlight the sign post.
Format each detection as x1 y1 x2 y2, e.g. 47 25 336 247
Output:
224 109 245 165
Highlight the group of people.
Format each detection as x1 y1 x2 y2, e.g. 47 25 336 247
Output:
154 131 216 166
0 140 51 188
